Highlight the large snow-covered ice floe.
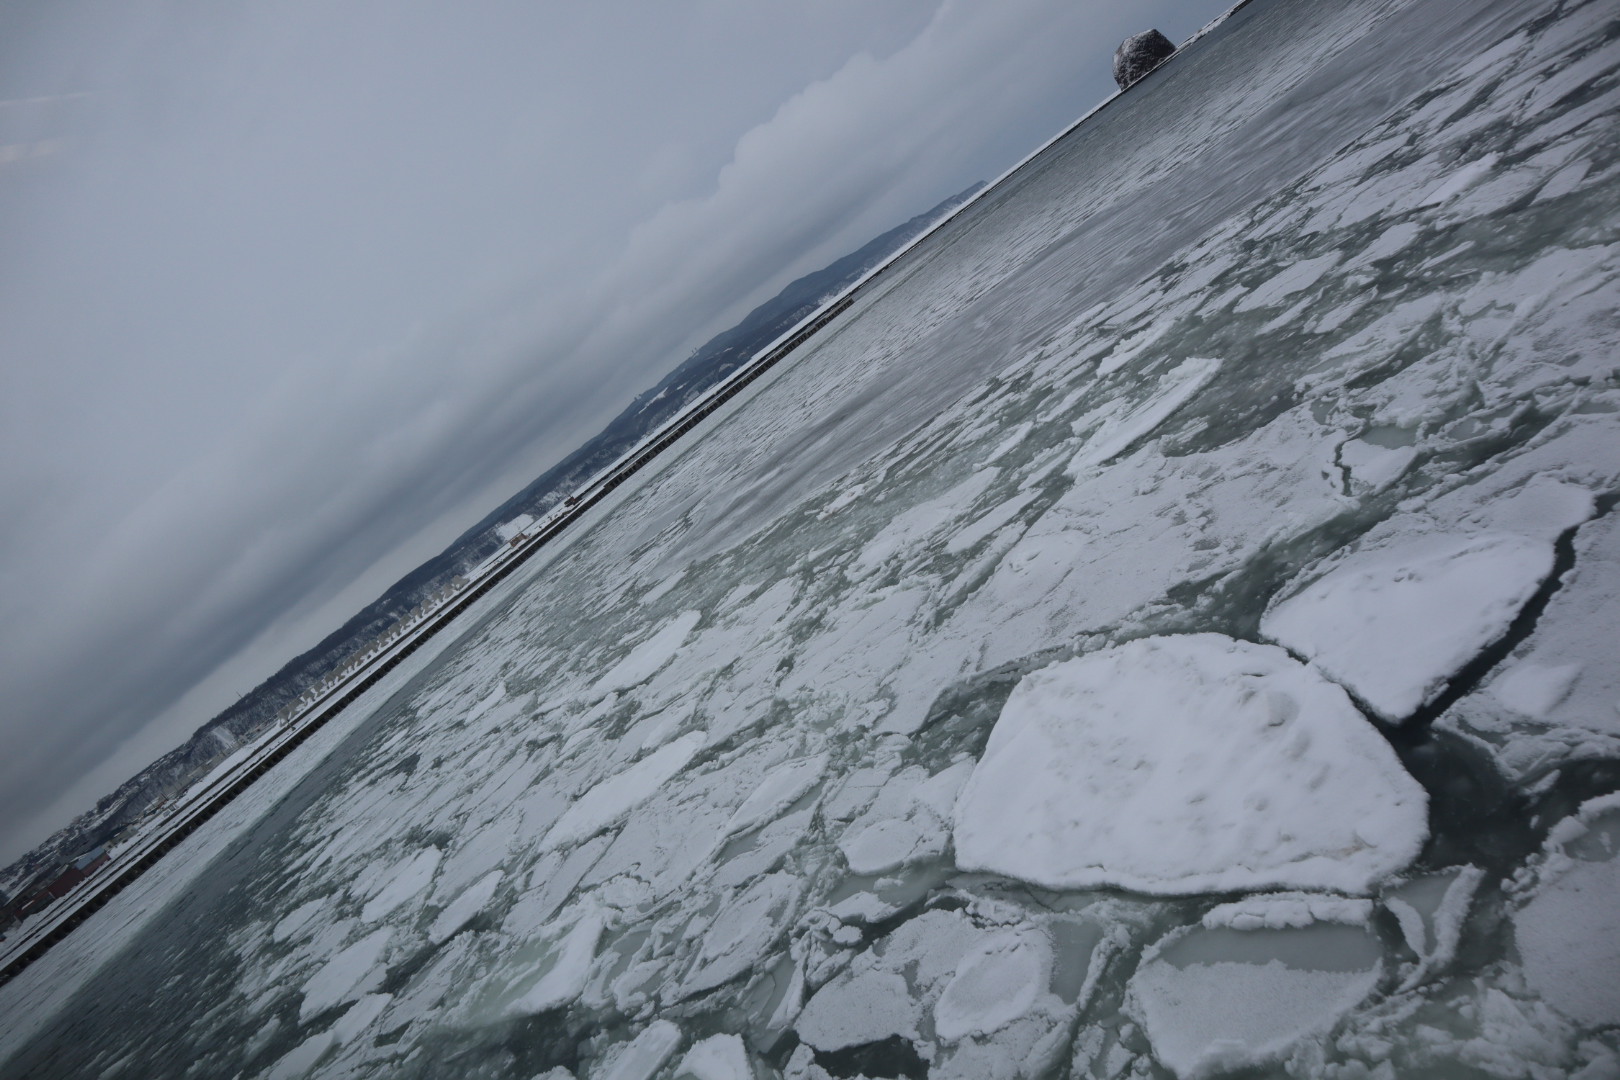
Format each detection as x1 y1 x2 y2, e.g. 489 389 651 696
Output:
1127 893 1383 1079
953 634 1428 894
1262 532 1558 722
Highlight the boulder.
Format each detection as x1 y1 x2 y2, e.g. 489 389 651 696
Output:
1113 29 1176 90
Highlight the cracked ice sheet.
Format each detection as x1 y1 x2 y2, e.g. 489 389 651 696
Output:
1127 894 1384 1080
1441 508 1620 779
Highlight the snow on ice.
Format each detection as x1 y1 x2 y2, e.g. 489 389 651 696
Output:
954 635 1428 894
1127 894 1383 1079
1262 532 1556 722
1511 794 1620 1030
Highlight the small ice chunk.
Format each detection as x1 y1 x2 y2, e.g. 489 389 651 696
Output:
1202 894 1373 931
1338 438 1416 492
299 927 392 1021
592 610 702 694
724 753 827 835
796 968 919 1051
838 817 940 875
675 1033 752 1080
1262 533 1555 722
1068 356 1222 473
332 993 392 1045
934 928 1052 1042
1128 904 1383 1078
264 1032 336 1080
541 733 705 850
1490 662 1582 720
360 847 442 923
596 1019 683 1080
429 869 503 944
1419 154 1499 206
953 635 1427 894
1513 797 1620 1028
508 910 605 1015
1385 866 1483 989
1234 255 1341 312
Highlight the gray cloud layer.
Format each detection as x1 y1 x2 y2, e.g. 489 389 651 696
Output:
0 0 1228 863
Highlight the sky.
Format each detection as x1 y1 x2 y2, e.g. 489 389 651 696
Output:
0 0 1233 868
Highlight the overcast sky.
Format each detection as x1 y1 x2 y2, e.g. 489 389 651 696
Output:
0 0 1232 867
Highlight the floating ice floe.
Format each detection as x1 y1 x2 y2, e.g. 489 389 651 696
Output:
1336 435 1417 492
1511 793 1620 1029
591 610 703 695
1262 532 1556 722
358 846 441 923
1382 865 1482 990
1440 509 1620 777
506 909 605 1015
428 869 503 944
331 992 391 1046
953 634 1428 894
596 1019 683 1080
682 873 799 996
298 927 391 1021
793 904 1080 1078
541 732 705 850
933 927 1053 1043
1127 893 1383 1079
675 1032 752 1080
723 753 827 836
836 760 969 876
1066 356 1222 473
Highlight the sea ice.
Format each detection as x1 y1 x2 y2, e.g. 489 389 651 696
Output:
541 732 705 850
1439 509 1620 776
1336 437 1416 492
507 909 605 1015
1489 662 1582 720
298 927 391 1021
264 1031 335 1080
953 635 1427 894
683 873 798 996
795 968 919 1052
1067 356 1222 473
359 847 441 923
933 927 1051 1042
1262 532 1555 721
1233 254 1341 311
1128 895 1383 1078
1512 795 1620 1029
331 993 391 1045
596 1019 683 1080
675 1033 752 1080
592 610 703 695
723 754 827 836
428 869 503 944
1383 865 1481 989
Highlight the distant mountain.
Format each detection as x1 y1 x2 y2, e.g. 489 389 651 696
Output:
0 181 984 899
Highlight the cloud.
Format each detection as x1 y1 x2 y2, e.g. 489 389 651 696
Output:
0 0 1225 863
